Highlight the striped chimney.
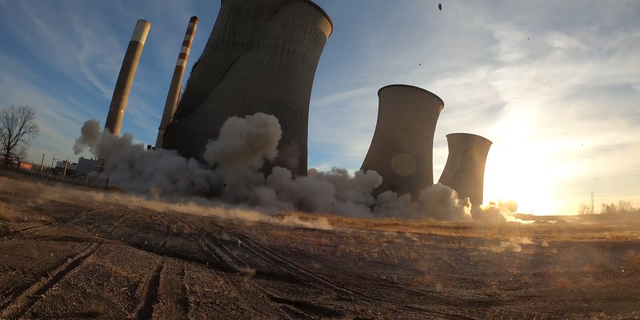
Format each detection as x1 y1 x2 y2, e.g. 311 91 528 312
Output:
104 19 151 136
155 16 199 149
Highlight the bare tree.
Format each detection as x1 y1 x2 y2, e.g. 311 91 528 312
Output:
0 106 39 168
618 200 634 212
578 203 592 215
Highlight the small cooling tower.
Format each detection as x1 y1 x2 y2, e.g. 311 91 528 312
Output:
162 0 333 176
104 19 151 136
438 133 493 206
361 85 444 199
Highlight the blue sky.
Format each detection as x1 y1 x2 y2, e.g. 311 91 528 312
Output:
0 0 639 215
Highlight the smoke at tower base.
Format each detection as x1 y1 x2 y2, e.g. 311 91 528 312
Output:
73 113 497 221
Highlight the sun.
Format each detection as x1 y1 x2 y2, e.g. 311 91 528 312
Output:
482 143 561 215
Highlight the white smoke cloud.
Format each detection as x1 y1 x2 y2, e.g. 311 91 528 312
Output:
471 200 520 223
72 113 476 221
73 119 143 158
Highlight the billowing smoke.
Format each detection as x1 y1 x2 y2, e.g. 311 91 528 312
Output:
472 200 519 223
73 119 143 158
72 113 474 221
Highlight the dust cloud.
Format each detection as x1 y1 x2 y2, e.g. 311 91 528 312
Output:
472 200 520 223
72 112 486 222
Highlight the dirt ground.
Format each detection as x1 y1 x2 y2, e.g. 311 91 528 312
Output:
0 177 639 319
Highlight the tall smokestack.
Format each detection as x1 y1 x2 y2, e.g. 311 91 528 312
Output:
155 16 199 149
104 19 151 136
438 133 492 206
162 0 333 176
361 85 444 199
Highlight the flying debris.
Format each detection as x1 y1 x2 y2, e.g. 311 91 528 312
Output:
438 3 442 11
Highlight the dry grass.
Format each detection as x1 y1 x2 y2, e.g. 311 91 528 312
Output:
556 277 572 286
277 211 640 242
625 251 640 273
411 273 435 286
0 203 21 221
238 267 256 277
485 285 506 300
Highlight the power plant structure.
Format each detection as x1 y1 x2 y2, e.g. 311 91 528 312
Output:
94 5 495 212
104 19 151 136
162 0 333 177
155 16 199 149
438 133 493 206
361 85 445 199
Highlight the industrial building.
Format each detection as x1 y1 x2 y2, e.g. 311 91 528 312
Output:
438 133 493 206
162 0 333 176
77 157 96 177
361 85 444 199
104 19 151 136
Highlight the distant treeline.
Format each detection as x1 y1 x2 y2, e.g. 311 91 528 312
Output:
579 200 637 215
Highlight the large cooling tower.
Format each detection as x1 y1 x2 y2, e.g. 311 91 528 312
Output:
438 133 492 206
104 19 151 136
162 0 333 176
361 85 444 199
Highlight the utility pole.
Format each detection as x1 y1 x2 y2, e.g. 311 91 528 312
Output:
63 157 69 178
40 153 45 172
591 191 595 214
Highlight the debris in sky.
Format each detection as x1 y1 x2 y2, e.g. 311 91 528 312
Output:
438 3 442 11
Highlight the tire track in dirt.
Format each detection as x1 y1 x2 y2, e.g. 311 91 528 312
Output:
222 224 475 320
0 223 54 239
178 267 190 319
0 242 102 319
1 208 105 241
198 238 240 273
147 211 170 249
22 209 134 245
171 217 469 319
177 218 289 318
60 208 102 225
136 262 165 320
201 223 359 318
172 216 242 274
104 209 135 239
230 231 361 298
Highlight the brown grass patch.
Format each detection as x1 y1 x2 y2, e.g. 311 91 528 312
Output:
276 211 640 242
238 268 256 277
556 277 572 286
411 273 435 286
625 251 640 273
486 285 506 300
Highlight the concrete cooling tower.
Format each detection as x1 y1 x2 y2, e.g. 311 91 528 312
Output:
162 0 333 176
104 19 151 136
361 85 444 199
438 133 492 206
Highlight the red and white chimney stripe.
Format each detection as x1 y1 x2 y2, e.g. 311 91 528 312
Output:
176 17 198 70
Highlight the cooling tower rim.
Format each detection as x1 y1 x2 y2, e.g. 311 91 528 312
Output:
303 0 334 36
378 84 445 108
220 0 333 37
446 132 493 145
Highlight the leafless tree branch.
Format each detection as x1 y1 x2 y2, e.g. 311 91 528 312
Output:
0 105 40 167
